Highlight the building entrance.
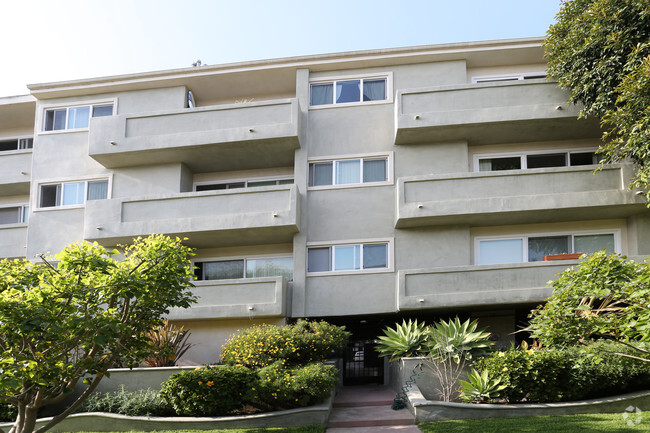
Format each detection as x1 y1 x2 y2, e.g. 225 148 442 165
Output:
342 339 384 385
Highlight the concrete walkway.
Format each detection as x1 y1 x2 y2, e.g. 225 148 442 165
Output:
326 385 422 433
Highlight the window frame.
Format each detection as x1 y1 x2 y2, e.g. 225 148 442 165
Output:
307 152 393 190
0 204 29 226
0 137 33 153
306 239 394 276
472 148 601 172
35 176 112 211
309 72 393 109
193 254 293 281
474 229 621 265
193 176 294 192
39 99 117 134
471 72 547 83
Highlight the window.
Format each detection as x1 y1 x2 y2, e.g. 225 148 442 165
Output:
0 138 32 152
472 72 547 83
476 232 617 265
43 103 114 132
0 205 28 225
194 257 293 281
476 150 601 172
38 179 109 208
307 242 389 273
310 76 389 107
309 156 388 187
195 178 293 192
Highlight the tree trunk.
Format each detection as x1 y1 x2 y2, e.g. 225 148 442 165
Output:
9 405 38 433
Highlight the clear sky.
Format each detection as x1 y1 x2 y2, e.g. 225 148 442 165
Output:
0 0 562 97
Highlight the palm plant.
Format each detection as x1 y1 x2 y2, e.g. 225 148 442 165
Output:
143 321 194 367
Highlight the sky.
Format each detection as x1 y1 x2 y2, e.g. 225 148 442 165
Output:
0 0 562 97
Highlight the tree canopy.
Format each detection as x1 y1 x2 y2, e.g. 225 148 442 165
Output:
544 0 650 201
0 235 196 433
528 252 650 362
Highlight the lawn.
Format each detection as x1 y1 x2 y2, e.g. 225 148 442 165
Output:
419 412 650 432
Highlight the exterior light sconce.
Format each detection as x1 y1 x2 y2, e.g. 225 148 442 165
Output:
247 305 255 311
417 203 423 209
96 226 103 230
417 298 425 303
555 105 563 110
272 212 278 217
249 128 254 133
635 191 645 196
110 141 117 145
21 171 28 175
414 115 420 120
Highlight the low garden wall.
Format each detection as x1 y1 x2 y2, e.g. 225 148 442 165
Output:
389 357 468 400
405 383 650 423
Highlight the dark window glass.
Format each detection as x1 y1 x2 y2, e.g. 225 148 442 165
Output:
528 235 570 261
92 104 113 117
527 153 567 169
479 157 521 171
40 184 60 208
307 247 330 272
363 159 387 182
0 207 21 225
570 152 599 166
310 162 333 186
0 140 18 151
363 244 387 269
196 184 227 191
204 260 245 280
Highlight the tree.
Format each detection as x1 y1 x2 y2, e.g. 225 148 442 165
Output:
544 0 650 200
0 235 196 433
528 252 650 362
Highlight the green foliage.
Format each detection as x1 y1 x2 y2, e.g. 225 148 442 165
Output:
429 317 492 363
458 369 506 403
220 320 349 368
252 361 338 410
528 252 650 355
159 365 257 416
375 319 430 361
0 403 17 422
476 342 650 403
78 386 173 417
544 0 650 200
143 321 194 367
0 234 196 433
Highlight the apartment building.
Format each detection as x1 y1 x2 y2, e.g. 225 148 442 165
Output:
1 37 648 385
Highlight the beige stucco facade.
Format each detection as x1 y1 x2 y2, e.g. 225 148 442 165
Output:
1 37 648 371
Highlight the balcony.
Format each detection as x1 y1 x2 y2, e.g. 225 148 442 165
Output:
398 261 571 310
394 80 600 145
396 164 647 228
0 151 31 195
84 184 300 248
88 98 301 171
0 225 27 258
166 277 287 320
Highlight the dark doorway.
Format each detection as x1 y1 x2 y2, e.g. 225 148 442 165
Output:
343 339 384 385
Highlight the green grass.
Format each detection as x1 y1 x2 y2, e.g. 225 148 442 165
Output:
69 426 324 433
418 412 650 432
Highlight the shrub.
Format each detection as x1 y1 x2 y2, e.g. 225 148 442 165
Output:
221 320 350 367
476 341 650 403
252 361 338 410
0 404 17 422
159 365 256 416
143 321 193 367
78 386 173 416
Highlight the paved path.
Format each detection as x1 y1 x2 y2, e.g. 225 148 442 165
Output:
326 385 422 433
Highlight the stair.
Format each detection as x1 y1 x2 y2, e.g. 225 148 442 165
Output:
326 386 421 433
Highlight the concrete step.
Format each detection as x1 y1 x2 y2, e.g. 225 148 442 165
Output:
326 425 422 433
332 385 400 407
327 405 415 428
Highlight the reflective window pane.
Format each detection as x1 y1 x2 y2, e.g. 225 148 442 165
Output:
528 235 570 261
310 162 333 186
363 79 386 101
334 245 360 271
335 160 361 184
527 153 567 169
308 247 330 272
204 260 245 280
92 104 113 117
246 257 293 281
570 152 600 166
479 239 523 265
336 80 360 103
574 234 615 255
67 106 90 129
87 180 109 200
62 182 85 206
0 207 21 225
363 158 387 183
363 244 387 269
311 83 333 106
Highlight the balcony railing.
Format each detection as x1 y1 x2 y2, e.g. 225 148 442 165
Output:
167 277 287 320
398 261 572 310
0 151 31 195
395 80 600 145
0 225 27 259
88 98 301 170
84 184 299 248
396 164 646 228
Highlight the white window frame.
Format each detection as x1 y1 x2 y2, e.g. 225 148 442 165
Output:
474 229 621 265
0 137 33 153
309 72 393 109
0 204 29 226
306 238 394 276
471 72 547 83
193 176 294 192
308 152 393 190
472 148 601 172
35 175 112 211
193 254 293 281
39 99 117 134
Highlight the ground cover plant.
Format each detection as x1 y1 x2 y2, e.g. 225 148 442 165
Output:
78 386 173 417
419 412 650 433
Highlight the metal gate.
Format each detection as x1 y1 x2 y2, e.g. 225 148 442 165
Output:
343 339 384 385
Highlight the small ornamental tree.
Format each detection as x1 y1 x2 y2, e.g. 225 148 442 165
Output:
528 252 650 362
0 235 196 433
